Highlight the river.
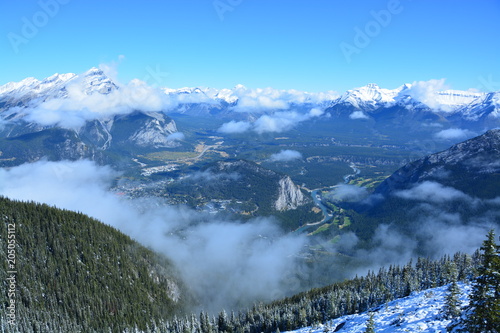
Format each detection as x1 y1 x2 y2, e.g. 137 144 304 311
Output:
294 164 360 234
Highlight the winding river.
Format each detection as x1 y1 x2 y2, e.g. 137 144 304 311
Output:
294 164 360 234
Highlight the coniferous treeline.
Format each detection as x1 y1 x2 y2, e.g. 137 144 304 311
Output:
0 197 191 333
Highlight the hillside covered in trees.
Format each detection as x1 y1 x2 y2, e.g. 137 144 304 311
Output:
0 197 192 332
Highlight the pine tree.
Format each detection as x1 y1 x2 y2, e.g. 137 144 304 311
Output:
443 280 461 319
463 230 500 332
364 312 375 333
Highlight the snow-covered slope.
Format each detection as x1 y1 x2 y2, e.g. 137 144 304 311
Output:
286 283 471 333
433 90 485 112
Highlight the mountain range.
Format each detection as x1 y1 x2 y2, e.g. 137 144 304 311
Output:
1 68 499 168
1 68 499 126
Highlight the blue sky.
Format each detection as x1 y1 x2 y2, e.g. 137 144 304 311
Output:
1 0 499 92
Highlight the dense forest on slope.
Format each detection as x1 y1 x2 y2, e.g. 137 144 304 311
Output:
0 197 191 332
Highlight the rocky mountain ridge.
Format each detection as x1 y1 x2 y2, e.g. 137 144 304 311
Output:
375 129 500 198
2 70 498 121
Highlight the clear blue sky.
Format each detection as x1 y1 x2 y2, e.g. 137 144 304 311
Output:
1 0 499 92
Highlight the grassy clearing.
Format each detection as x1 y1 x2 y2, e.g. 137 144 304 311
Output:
348 175 388 190
309 223 332 236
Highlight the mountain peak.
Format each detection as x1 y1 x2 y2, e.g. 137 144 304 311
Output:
84 67 104 76
338 83 398 109
365 83 380 89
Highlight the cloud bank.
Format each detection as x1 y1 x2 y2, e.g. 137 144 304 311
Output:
0 159 307 312
166 132 185 141
349 111 369 120
229 85 338 112
434 128 475 140
269 150 303 162
218 108 325 134
406 79 450 110
26 78 176 129
328 184 369 202
395 181 471 203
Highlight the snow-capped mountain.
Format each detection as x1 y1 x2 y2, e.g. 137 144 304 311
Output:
0 68 179 166
1 69 500 147
0 73 76 98
0 68 117 107
336 83 403 109
334 83 485 113
285 283 471 333
2 69 497 121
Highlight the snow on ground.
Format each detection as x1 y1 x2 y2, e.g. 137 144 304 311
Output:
286 283 471 333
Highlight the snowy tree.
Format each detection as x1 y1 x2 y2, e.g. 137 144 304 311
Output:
364 312 376 333
463 230 500 332
443 280 461 319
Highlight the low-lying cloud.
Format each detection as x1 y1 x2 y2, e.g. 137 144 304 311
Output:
268 150 303 162
166 132 185 141
1 160 498 312
217 120 252 134
218 108 325 134
395 181 471 203
435 128 475 140
349 111 369 120
328 184 369 202
0 159 306 312
229 85 338 112
25 78 176 129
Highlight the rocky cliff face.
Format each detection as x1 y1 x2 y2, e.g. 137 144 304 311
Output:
275 176 307 211
208 160 308 212
127 112 178 148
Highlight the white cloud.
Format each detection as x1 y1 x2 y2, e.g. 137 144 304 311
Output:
269 150 303 162
406 79 447 107
218 108 325 134
230 85 338 112
349 111 369 119
395 181 470 203
166 132 185 141
218 120 252 134
434 128 475 140
253 112 302 134
308 108 324 117
25 78 176 129
328 184 369 202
